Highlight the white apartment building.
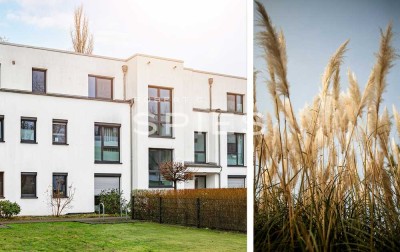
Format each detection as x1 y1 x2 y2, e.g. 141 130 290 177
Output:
0 42 247 215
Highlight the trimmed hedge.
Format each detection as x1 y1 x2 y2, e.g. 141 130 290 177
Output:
0 200 21 218
132 189 246 232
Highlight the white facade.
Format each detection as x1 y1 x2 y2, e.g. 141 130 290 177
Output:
0 42 247 215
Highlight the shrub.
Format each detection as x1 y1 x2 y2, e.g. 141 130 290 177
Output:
0 200 21 218
99 189 123 214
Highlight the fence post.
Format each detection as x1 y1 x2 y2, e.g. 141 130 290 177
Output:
196 198 200 228
159 197 162 223
131 196 135 220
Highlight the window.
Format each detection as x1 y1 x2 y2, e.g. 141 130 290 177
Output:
149 149 173 188
0 172 3 198
88 76 113 99
21 117 37 143
227 93 243 113
53 120 67 144
94 124 120 163
194 132 207 163
94 174 120 207
32 69 46 94
228 176 246 188
148 86 172 137
227 133 245 166
0 115 4 142
195 176 206 189
53 173 67 197
21 172 37 198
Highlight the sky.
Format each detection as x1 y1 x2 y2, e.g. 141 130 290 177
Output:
254 0 400 120
0 0 247 77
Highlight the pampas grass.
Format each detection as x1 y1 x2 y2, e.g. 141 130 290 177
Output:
254 1 400 251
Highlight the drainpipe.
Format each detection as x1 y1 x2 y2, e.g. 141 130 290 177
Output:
208 78 213 110
216 109 222 188
122 65 128 100
129 99 134 195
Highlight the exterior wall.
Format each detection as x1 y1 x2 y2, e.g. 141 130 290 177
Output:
0 92 130 215
0 42 246 215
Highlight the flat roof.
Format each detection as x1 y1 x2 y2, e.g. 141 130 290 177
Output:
0 41 246 80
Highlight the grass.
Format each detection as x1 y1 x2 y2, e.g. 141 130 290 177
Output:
0 221 246 251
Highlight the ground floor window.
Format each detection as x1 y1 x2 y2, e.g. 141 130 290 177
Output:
228 176 246 188
94 174 120 207
0 172 3 197
195 175 206 189
53 173 67 198
149 148 173 188
21 172 37 198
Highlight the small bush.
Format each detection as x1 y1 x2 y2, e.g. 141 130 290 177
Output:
0 200 21 218
99 189 123 214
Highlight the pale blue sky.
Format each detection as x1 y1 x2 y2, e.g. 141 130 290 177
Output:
255 0 400 119
0 0 246 77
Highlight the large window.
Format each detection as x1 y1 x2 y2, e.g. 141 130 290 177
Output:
227 133 245 166
21 172 37 198
0 172 3 198
227 93 243 113
195 176 206 189
88 76 113 100
149 149 173 188
21 117 37 143
53 173 67 197
53 120 67 145
0 116 4 142
32 69 46 94
148 86 172 137
228 176 246 188
194 132 207 163
95 124 120 163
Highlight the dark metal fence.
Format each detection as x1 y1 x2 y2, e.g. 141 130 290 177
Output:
131 196 246 232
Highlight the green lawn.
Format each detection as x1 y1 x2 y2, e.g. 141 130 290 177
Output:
0 221 246 251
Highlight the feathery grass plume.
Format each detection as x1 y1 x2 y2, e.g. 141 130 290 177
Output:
348 70 362 110
393 105 400 136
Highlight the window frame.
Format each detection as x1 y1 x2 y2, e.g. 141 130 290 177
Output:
227 175 246 188
52 119 68 145
227 93 244 113
0 115 4 142
148 85 173 138
0 172 4 198
194 132 207 163
227 133 245 167
32 68 47 94
148 148 174 188
94 123 121 164
52 173 68 198
195 175 207 189
88 75 114 100
21 117 37 144
21 172 37 198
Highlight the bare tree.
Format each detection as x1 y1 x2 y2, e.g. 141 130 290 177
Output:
70 4 93 54
46 178 76 216
160 162 194 190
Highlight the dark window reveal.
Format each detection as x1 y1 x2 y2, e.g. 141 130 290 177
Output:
194 132 206 163
148 86 172 137
149 149 173 188
88 76 113 99
95 124 120 163
0 172 3 198
21 172 37 198
227 93 243 113
53 120 67 144
53 173 67 197
32 69 46 94
21 117 37 143
227 133 245 166
0 116 4 142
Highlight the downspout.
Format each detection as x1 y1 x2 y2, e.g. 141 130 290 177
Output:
216 109 222 188
208 78 213 110
129 99 134 194
122 65 128 101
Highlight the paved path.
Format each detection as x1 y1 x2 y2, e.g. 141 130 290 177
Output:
0 216 135 225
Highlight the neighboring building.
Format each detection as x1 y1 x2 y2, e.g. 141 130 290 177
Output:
0 42 247 215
